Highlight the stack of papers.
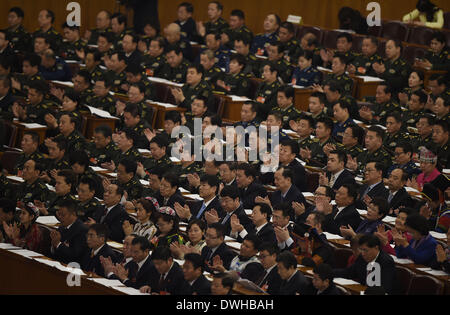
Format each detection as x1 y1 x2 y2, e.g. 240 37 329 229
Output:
147 76 183 88
107 241 124 250
51 80 74 87
382 216 396 224
416 268 449 277
9 249 43 258
106 173 117 178
230 95 251 102
6 175 24 183
429 231 447 239
224 236 236 242
334 278 360 285
19 123 47 129
303 192 314 198
390 255 414 264
111 286 149 295
34 258 64 269
88 278 125 288
138 149 151 154
179 187 190 194
323 232 344 240
149 101 177 108
184 194 203 201
227 241 242 251
36 216 60 226
85 105 119 120
0 243 20 250
355 75 384 82
90 166 109 172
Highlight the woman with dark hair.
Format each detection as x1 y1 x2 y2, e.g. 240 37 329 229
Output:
393 213 438 266
398 70 425 106
403 0 444 29
2 203 44 253
415 32 450 72
170 219 206 259
152 206 184 248
123 197 159 241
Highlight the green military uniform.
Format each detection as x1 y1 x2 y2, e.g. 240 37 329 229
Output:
0 175 15 200
77 197 103 222
204 18 229 36
88 65 105 83
127 100 153 125
120 176 144 201
13 73 45 97
324 72 354 96
87 27 112 45
46 193 78 216
357 146 392 171
344 144 365 161
33 27 63 54
437 140 450 169
383 131 410 152
114 29 134 50
176 162 203 191
204 66 223 88
78 168 104 199
223 25 254 50
273 59 293 85
115 147 142 165
161 59 191 83
43 157 70 186
403 109 426 128
62 39 87 61
90 94 117 116
16 179 49 204
271 104 302 130
180 80 213 111
378 57 411 94
311 111 329 125
350 53 383 77
7 25 32 53
142 154 171 174
309 137 343 166
424 48 450 72
411 134 433 152
220 71 251 97
14 151 46 175
375 101 402 125
86 141 121 166
106 70 127 93
297 136 320 152
78 88 94 106
123 119 152 149
54 130 86 157
141 54 167 78
255 80 282 120
243 53 261 77
184 111 208 134
283 39 303 62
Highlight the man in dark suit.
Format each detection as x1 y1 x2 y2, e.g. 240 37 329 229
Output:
232 203 277 246
50 199 88 264
311 263 341 295
114 236 158 290
356 161 389 210
174 174 223 222
81 224 118 277
267 166 307 221
236 163 267 209
386 168 412 214
333 234 396 294
205 185 253 237
122 33 142 66
180 253 211 295
257 243 283 295
0 75 15 120
320 183 361 236
159 173 186 208
201 223 236 271
261 139 307 192
90 184 131 243
142 247 185 295
218 161 237 188
277 251 309 295
320 150 356 191
101 234 138 282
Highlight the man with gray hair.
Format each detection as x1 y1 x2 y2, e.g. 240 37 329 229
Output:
164 23 193 61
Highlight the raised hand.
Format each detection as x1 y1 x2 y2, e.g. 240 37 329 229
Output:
174 202 191 220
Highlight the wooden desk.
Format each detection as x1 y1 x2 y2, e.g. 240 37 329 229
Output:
147 101 187 129
232 282 269 295
352 76 381 100
413 68 447 88
82 113 118 139
222 96 245 121
12 121 48 146
293 87 313 112
0 248 124 295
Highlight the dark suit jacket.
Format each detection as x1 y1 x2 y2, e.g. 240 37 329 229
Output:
161 190 186 208
124 255 158 289
125 50 142 67
94 204 130 243
279 270 309 295
315 283 342 295
356 182 389 209
260 265 283 295
150 261 185 295
52 219 88 264
179 274 211 295
189 196 224 221
220 205 254 237
323 205 362 236
107 258 138 284
388 187 411 211
0 90 15 117
270 185 306 220
329 169 356 191
81 244 118 277
260 160 307 192
237 222 277 246
201 242 236 271
333 251 396 294
239 181 267 210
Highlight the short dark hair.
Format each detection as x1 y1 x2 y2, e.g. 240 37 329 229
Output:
329 150 348 166
230 9 245 20
276 251 297 269
405 213 430 236
69 150 90 167
132 236 152 251
150 134 169 149
79 176 97 193
9 7 24 18
272 203 291 220
208 222 226 239
255 203 272 221
0 198 17 214
151 246 172 261
124 103 142 118
23 131 40 144
57 169 77 189
316 116 334 132
236 163 258 180
278 85 295 100
280 21 295 34
94 125 113 138
298 113 315 128
162 172 179 188
23 53 41 68
411 90 428 104
358 233 381 248
280 139 299 155
341 183 358 202
313 263 334 282
333 53 348 65
370 197 389 219
187 219 206 233
367 125 385 140
119 158 137 175
347 125 365 145
243 234 262 251
184 253 204 271
59 199 78 215
277 166 294 183
89 224 109 241
200 174 220 195
337 32 353 43
219 184 240 200
111 12 127 26
386 111 403 124
179 2 194 13
165 111 182 124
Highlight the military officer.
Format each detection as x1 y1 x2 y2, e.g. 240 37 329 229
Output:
251 14 281 57
271 86 302 129
255 62 282 121
161 45 191 83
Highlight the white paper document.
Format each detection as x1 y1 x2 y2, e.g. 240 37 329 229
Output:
9 249 43 258
88 278 125 288
90 166 108 172
230 95 251 102
334 278 360 285
34 258 64 268
355 75 384 82
51 80 74 87
147 76 183 88
6 175 24 183
107 241 124 249
227 241 242 251
36 216 60 225
390 255 414 264
416 268 449 277
184 194 204 201
429 231 447 239
323 232 344 240
138 149 151 154
112 286 150 295
85 105 120 119
19 123 47 129
0 243 21 250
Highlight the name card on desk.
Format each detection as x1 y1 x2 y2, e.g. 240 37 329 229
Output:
85 105 120 120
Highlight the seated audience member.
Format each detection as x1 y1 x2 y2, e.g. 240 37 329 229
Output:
114 236 158 290
251 13 280 57
123 197 159 241
419 183 447 232
397 70 424 107
353 126 391 172
101 234 138 281
180 253 212 295
161 45 191 83
115 158 143 202
386 168 413 214
356 162 389 210
432 119 450 169
340 197 389 238
87 125 121 167
319 149 355 192
402 0 444 29
347 36 382 76
152 206 184 248
215 53 251 97
394 213 438 267
312 263 341 295
432 229 450 273
14 131 45 174
291 51 322 87
50 199 88 264
16 159 49 204
170 219 206 259
333 233 396 294
77 177 103 223
3 203 44 253
39 49 72 81
254 62 281 120
69 150 104 199
235 163 267 210
201 223 236 272
81 224 118 277
211 234 264 284
411 145 441 191
386 142 421 179
210 273 235 295
318 183 361 235
157 173 186 208
271 86 302 130
277 251 309 295
383 112 411 152
257 243 282 294
142 246 185 295
0 199 16 242
402 90 427 128
415 31 450 71
347 234 363 267
374 207 413 256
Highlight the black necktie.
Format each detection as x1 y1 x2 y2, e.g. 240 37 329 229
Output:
159 274 166 290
